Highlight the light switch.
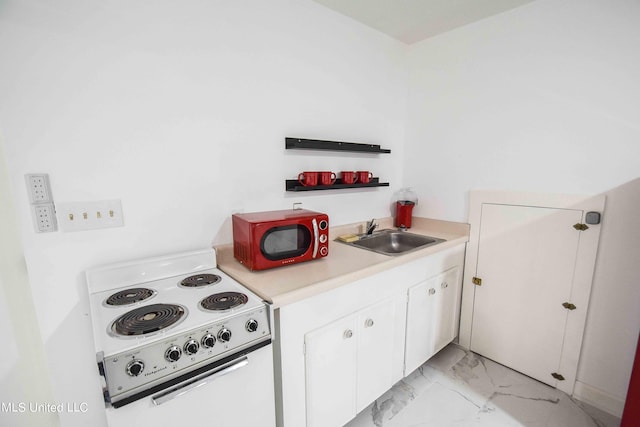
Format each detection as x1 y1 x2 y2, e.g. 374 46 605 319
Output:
57 200 124 232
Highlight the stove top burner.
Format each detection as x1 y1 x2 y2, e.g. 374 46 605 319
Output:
200 292 248 311
179 273 222 288
105 288 155 306
111 303 186 336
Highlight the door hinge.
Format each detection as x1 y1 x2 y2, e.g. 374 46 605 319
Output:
551 372 565 381
562 302 577 310
573 223 589 231
472 277 482 286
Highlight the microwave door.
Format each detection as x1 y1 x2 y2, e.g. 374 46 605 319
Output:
312 219 319 258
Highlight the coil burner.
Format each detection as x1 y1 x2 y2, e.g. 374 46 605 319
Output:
111 303 186 336
105 288 155 306
200 292 248 311
179 273 222 288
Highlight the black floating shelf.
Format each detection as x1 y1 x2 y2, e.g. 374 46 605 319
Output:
286 177 390 192
285 137 391 154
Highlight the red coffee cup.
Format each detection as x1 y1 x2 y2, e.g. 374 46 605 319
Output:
319 171 337 186
298 171 318 186
356 171 373 184
340 171 358 185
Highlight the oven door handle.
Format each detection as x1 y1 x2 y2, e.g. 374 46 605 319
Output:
151 356 249 406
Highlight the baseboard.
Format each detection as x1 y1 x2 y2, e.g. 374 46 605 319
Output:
572 380 625 418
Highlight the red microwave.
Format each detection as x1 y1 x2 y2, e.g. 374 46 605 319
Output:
232 209 329 271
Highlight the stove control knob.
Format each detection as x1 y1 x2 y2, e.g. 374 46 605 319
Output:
246 319 259 333
201 333 216 349
184 339 200 355
217 328 232 343
126 359 145 377
165 345 182 363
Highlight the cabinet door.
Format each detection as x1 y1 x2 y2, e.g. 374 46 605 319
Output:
432 267 461 355
305 314 357 427
356 296 405 412
404 276 439 375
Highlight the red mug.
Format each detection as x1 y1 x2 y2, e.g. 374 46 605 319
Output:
356 171 373 184
340 171 358 185
319 171 337 186
298 171 318 186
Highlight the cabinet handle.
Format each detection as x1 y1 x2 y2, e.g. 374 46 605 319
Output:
441 281 448 289
365 318 374 328
428 288 436 295
344 329 353 339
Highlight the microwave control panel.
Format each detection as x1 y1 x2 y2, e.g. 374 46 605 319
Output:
316 218 329 258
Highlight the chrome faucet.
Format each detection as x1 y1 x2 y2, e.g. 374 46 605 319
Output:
366 219 378 235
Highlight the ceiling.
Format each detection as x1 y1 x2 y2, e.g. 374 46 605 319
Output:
312 0 536 44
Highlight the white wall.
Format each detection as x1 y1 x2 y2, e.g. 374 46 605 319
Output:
0 144 58 427
0 1 407 426
404 0 640 416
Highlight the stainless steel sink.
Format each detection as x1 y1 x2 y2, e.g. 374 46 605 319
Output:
339 229 445 256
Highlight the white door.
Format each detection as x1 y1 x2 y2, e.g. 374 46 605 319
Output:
405 267 461 375
470 203 583 386
405 276 439 375
305 314 357 427
432 267 461 355
356 298 398 411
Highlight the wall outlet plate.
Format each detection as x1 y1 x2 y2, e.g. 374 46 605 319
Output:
25 173 57 232
57 200 124 232
32 203 57 233
25 173 53 203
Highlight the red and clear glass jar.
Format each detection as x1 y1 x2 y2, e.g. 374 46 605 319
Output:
394 188 417 228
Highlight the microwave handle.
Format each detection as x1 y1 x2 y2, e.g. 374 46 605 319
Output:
312 219 319 258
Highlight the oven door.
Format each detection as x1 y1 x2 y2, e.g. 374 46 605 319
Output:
104 344 275 427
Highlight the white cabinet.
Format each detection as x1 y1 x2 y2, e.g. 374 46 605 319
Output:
274 244 466 427
356 299 405 411
305 314 357 427
405 266 461 375
305 295 406 427
432 267 461 354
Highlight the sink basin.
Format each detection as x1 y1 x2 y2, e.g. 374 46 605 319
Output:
340 229 445 256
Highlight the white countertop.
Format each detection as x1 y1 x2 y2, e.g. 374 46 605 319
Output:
216 217 470 308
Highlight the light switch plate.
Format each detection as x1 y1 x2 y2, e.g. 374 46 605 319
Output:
57 200 124 232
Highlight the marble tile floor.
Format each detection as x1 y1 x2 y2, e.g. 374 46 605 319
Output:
346 344 621 427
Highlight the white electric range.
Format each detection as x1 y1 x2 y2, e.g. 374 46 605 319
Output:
86 248 275 426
